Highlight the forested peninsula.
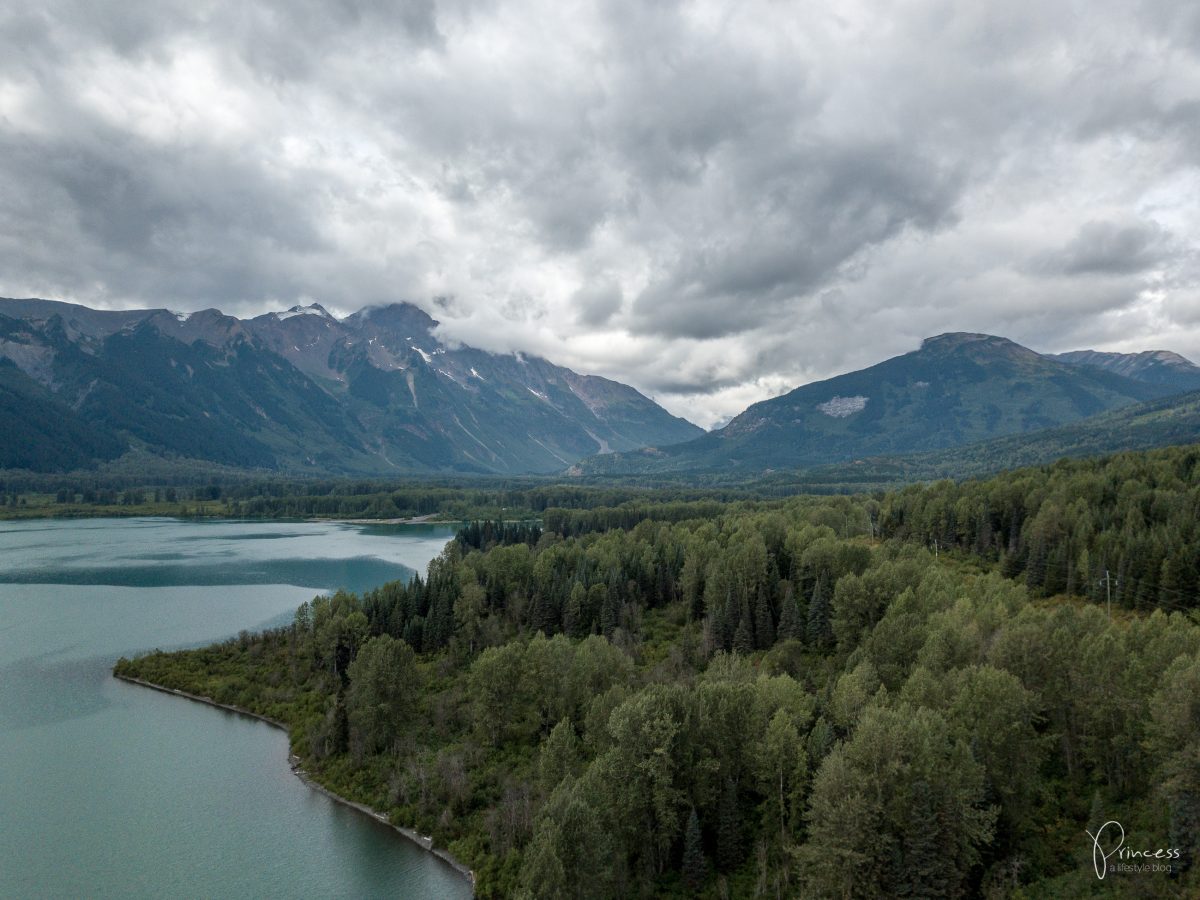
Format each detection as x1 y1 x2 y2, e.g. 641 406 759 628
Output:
117 444 1200 898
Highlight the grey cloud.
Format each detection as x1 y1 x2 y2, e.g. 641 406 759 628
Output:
0 125 330 307
1029 221 1168 277
1 0 1199 425
632 365 747 397
572 281 622 327
631 142 965 339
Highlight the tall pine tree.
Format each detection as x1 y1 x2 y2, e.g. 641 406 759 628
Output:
600 590 621 639
806 576 832 650
754 587 776 650
733 598 755 655
564 582 587 638
777 584 802 641
682 807 706 891
717 777 742 872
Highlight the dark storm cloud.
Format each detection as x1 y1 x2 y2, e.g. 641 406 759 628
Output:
1 0 1198 426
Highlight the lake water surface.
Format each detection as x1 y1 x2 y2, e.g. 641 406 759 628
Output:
0 517 472 899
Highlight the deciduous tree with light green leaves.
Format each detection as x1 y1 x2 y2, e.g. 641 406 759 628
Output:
802 704 996 899
345 634 417 756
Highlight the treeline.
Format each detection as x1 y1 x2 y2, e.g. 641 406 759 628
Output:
0 471 768 522
119 445 1200 897
543 499 756 537
454 520 543 551
881 444 1200 612
221 482 755 522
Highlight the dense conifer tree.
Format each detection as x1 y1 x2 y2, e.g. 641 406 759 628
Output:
776 584 802 641
806 576 832 649
682 808 706 892
754 587 775 650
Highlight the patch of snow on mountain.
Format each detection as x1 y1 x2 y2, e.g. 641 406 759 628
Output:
412 347 433 364
527 386 549 401
171 311 190 322
817 395 868 417
276 304 331 321
470 367 485 380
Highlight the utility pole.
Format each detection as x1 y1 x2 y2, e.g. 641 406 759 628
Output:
1099 569 1118 619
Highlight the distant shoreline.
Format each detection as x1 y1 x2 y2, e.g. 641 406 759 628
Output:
308 513 453 525
113 673 475 891
0 508 461 524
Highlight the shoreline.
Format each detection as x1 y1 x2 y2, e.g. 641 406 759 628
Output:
0 511 457 524
310 513 452 525
113 673 476 891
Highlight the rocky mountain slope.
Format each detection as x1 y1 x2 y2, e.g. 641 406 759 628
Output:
0 298 701 474
1049 349 1200 392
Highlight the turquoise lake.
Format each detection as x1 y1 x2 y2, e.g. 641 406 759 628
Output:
0 517 472 899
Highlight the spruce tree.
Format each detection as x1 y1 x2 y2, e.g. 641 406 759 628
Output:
1166 746 1200 875
717 777 741 872
733 599 754 655
754 587 776 650
564 582 586 638
330 692 349 755
530 591 556 636
806 716 834 767
717 588 735 650
600 590 620 639
777 586 802 641
521 821 568 897
806 576 832 650
682 807 706 891
895 780 952 898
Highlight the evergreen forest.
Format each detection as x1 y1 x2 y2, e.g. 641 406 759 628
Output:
116 444 1200 898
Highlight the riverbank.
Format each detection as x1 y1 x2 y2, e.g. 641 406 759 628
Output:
113 673 476 891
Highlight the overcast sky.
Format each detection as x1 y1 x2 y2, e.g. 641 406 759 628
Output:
2 1 1199 427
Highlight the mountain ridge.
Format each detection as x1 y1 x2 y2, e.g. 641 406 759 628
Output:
577 331 1190 475
1048 348 1200 392
0 297 701 474
755 388 1200 493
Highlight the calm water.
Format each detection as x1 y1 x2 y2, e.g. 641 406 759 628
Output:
0 517 472 899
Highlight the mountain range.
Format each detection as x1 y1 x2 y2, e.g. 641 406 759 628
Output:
0 298 701 474
4 298 1199 479
1048 348 1200 392
718 388 1200 494
576 332 1200 476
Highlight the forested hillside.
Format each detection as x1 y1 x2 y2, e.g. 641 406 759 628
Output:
768 388 1200 493
118 445 1200 898
880 444 1200 612
578 333 1183 476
